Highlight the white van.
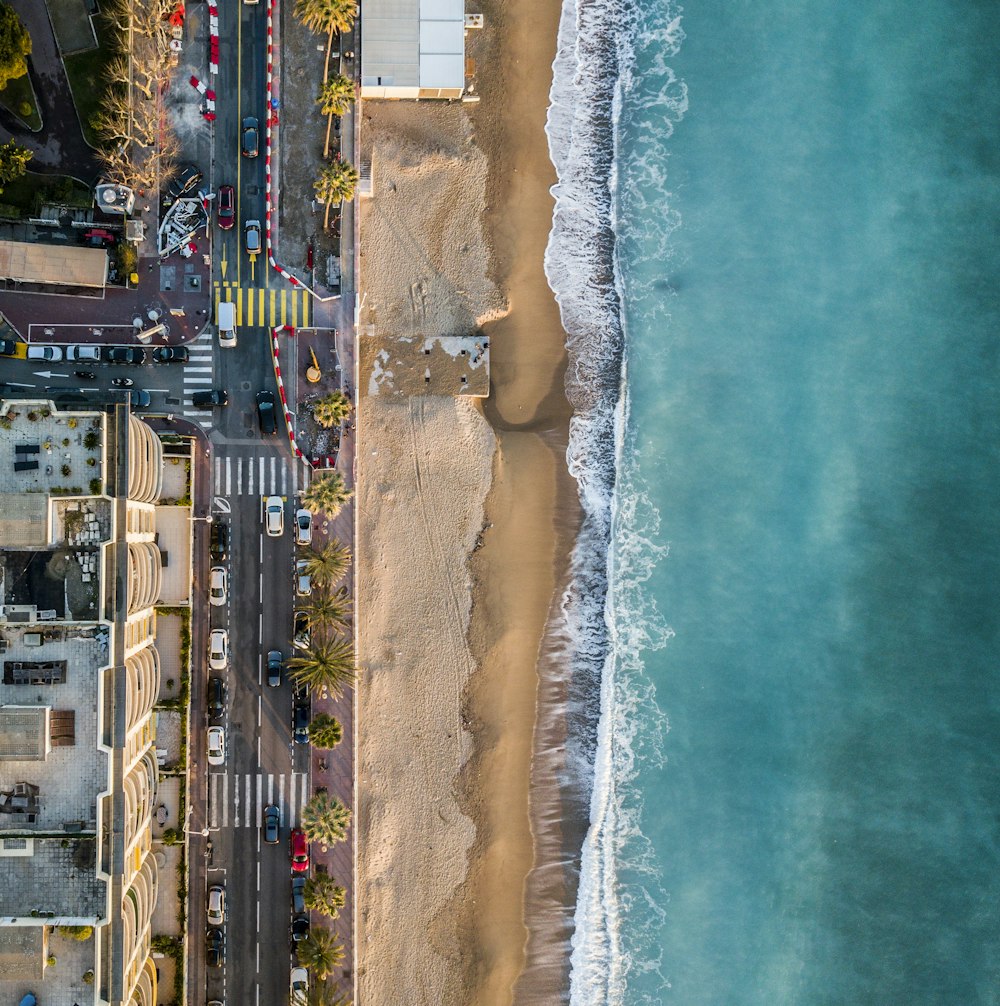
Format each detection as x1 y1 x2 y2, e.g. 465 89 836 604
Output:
67 345 101 362
217 301 236 348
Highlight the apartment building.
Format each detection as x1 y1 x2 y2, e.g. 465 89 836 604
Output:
0 397 164 1006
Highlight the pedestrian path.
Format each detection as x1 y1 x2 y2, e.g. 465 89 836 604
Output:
208 770 310 830
180 329 216 429
212 452 311 499
215 284 312 328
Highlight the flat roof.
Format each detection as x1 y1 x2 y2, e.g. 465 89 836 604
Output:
0 240 108 289
0 707 47 760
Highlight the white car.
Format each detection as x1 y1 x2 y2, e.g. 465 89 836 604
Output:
265 496 284 537
209 566 227 607
26 345 63 361
294 508 312 546
295 559 311 597
209 629 229 670
290 967 308 1006
207 727 225 766
207 884 225 925
66 345 101 362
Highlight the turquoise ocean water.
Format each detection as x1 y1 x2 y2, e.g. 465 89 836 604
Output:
544 1 1000 1002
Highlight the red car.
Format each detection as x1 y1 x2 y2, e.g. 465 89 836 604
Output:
290 828 309 873
217 185 234 230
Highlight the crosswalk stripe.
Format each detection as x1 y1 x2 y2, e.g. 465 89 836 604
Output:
281 461 287 497
236 457 243 494
185 376 213 384
256 775 263 827
267 774 274 806
225 457 232 496
186 366 213 372
214 457 221 494
260 456 266 491
245 775 251 826
248 458 254 496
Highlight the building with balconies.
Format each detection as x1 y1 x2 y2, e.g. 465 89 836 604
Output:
0 397 165 1006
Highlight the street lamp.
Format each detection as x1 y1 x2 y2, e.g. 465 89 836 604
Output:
189 514 214 524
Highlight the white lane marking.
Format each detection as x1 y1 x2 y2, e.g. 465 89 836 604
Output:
260 455 266 492
292 459 298 497
184 376 213 384
209 773 218 829
236 457 243 495
186 366 213 372
245 773 251 824
268 773 274 805
269 456 275 494
225 457 232 496
248 457 254 496
214 496 231 514
214 456 221 494
256 774 262 825
278 773 286 821
281 460 287 497
233 771 239 828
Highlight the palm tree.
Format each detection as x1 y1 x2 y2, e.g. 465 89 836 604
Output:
307 587 352 634
304 873 347 916
303 540 352 588
301 792 352 847
314 160 360 230
312 391 352 428
301 470 353 518
295 0 359 85
288 638 355 697
307 980 352 1006
308 713 344 751
317 76 355 158
296 927 345 980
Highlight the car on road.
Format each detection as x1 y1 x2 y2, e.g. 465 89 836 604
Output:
209 628 229 670
295 559 311 597
256 390 277 435
294 508 312 546
292 610 310 651
66 345 101 362
291 875 306 914
207 884 225 925
26 345 63 362
107 346 146 365
209 566 227 606
0 339 17 356
241 116 259 158
127 389 151 409
291 915 309 943
192 389 229 408
210 521 229 561
206 928 224 968
293 700 310 745
265 495 284 537
217 184 235 229
207 677 225 723
263 804 280 844
167 163 203 199
245 218 262 256
290 966 308 1006
290 828 309 873
152 346 189 363
267 649 283 688
207 726 225 766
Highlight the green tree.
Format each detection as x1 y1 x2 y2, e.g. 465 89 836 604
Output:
296 927 345 979
304 872 347 917
301 792 352 848
314 159 360 229
302 540 352 588
57 925 93 941
312 391 352 428
0 139 31 193
301 470 353 517
0 4 31 91
295 0 358 83
317 75 355 157
308 713 344 751
288 637 355 698
307 587 352 634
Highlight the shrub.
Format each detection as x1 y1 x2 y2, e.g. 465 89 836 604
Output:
86 457 96 467
68 417 78 429
84 431 99 449
58 925 93 941
89 478 102 495
27 411 37 421
61 464 71 477
62 437 69 446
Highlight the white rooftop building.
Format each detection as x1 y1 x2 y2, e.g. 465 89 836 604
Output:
361 0 466 99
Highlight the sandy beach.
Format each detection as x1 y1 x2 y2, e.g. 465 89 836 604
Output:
355 0 578 999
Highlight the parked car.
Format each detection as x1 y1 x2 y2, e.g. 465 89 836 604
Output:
207 677 225 723
206 928 224 968
192 389 229 408
210 521 229 561
295 559 311 597
292 611 309 651
293 700 310 745
267 649 283 688
290 967 308 1006
81 228 116 248
66 345 101 362
207 885 225 925
209 566 227 607
217 184 235 229
153 346 189 363
26 345 62 362
256 390 277 435
290 829 309 872
241 116 259 158
245 219 262 256
167 163 203 198
294 509 312 546
263 804 280 844
265 495 283 537
291 915 309 943
291 875 306 914
127 389 151 409
107 346 146 365
209 628 229 671
207 726 225 766
0 338 19 356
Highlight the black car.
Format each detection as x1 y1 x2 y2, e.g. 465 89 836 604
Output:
293 700 310 745
206 928 224 968
293 611 310 651
210 521 229 561
192 389 229 409
153 346 189 363
0 339 17 356
167 163 203 199
291 915 309 943
207 677 225 723
291 876 306 914
267 649 283 688
107 346 146 365
256 390 277 435
127 389 151 409
263 804 280 844
241 116 259 158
